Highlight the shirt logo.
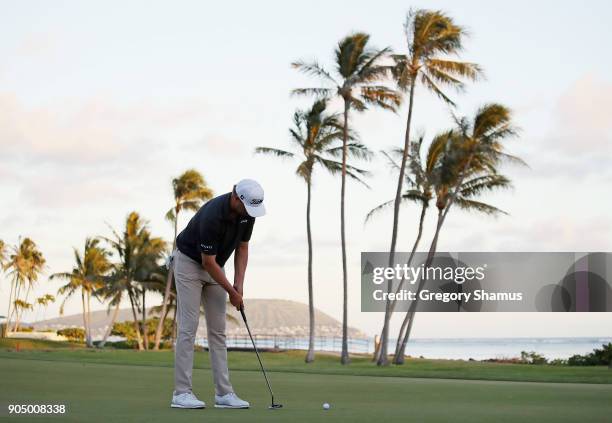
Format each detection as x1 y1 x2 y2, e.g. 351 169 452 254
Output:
240 219 248 223
200 244 213 250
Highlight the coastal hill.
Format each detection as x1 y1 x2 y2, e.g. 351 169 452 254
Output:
31 299 368 339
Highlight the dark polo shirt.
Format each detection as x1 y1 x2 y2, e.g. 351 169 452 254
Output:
176 192 255 267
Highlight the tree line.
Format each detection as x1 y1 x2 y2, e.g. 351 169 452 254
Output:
1 171 213 350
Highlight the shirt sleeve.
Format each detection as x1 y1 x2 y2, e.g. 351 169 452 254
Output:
241 218 255 242
198 216 222 256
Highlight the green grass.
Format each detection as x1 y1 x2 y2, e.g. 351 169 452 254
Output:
0 338 84 350
1 338 611 384
2 354 612 422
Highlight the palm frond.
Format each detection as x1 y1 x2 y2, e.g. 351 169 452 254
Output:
291 61 337 85
291 88 334 98
420 72 455 106
254 147 295 158
454 197 508 216
426 59 483 81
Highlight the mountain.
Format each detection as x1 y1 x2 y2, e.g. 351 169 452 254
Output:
31 299 367 340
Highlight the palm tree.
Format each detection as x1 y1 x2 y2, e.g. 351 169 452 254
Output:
293 32 401 364
12 300 33 329
34 294 55 322
103 212 166 350
255 99 370 362
153 170 213 350
393 104 523 363
376 9 483 366
51 238 111 347
96 275 124 348
367 135 441 360
5 238 46 333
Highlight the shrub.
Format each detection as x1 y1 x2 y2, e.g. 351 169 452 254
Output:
57 327 85 342
111 317 173 345
567 343 612 366
520 350 548 365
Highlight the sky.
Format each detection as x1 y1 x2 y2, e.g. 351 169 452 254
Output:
1 0 612 338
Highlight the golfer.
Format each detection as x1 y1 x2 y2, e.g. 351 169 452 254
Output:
170 179 266 409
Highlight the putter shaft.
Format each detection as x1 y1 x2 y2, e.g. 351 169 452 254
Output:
240 306 280 407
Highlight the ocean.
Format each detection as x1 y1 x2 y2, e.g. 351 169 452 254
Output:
198 336 612 360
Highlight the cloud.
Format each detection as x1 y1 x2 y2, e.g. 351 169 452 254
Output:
447 215 612 252
514 74 612 180
545 74 612 155
14 32 57 57
0 93 216 164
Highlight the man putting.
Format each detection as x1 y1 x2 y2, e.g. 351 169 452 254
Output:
170 179 266 409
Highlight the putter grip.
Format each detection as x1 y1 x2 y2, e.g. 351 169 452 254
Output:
239 305 247 322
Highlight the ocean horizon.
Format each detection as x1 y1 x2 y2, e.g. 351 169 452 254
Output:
197 336 612 360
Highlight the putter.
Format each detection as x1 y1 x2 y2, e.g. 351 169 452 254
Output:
239 304 283 409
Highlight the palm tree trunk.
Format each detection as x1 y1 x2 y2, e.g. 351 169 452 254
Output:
392 203 427 364
81 290 92 346
394 207 445 361
305 180 315 363
128 290 144 350
154 209 178 350
9 281 23 330
340 100 350 365
142 288 148 350
377 78 417 366
393 311 410 363
86 291 94 347
4 278 16 336
98 299 121 348
14 283 31 332
395 311 416 363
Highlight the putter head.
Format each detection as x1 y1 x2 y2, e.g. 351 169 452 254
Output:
269 403 283 410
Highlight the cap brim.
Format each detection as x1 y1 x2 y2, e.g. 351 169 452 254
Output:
245 203 266 218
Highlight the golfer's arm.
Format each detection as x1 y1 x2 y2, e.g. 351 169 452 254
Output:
234 241 249 294
201 254 235 295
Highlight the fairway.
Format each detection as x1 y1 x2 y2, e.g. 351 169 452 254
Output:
2 356 612 422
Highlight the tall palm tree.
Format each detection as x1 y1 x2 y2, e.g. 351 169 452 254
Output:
394 104 523 363
377 9 483 366
255 99 371 362
153 170 213 350
5 238 46 333
293 32 401 364
51 238 111 347
103 212 166 350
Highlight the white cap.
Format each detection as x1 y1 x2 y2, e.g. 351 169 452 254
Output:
235 179 266 218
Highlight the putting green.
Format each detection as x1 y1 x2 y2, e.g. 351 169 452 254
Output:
1 356 611 422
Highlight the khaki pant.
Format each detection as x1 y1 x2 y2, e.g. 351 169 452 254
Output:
173 249 233 396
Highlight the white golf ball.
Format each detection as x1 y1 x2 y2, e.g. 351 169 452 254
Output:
323 403 330 410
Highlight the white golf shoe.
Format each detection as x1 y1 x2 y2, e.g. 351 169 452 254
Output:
214 392 250 409
171 391 206 409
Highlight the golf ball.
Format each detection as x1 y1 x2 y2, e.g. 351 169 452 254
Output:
323 403 330 410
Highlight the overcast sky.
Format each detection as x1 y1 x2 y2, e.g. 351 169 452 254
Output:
1 0 611 338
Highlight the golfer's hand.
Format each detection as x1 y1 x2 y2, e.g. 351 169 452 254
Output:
229 289 243 310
